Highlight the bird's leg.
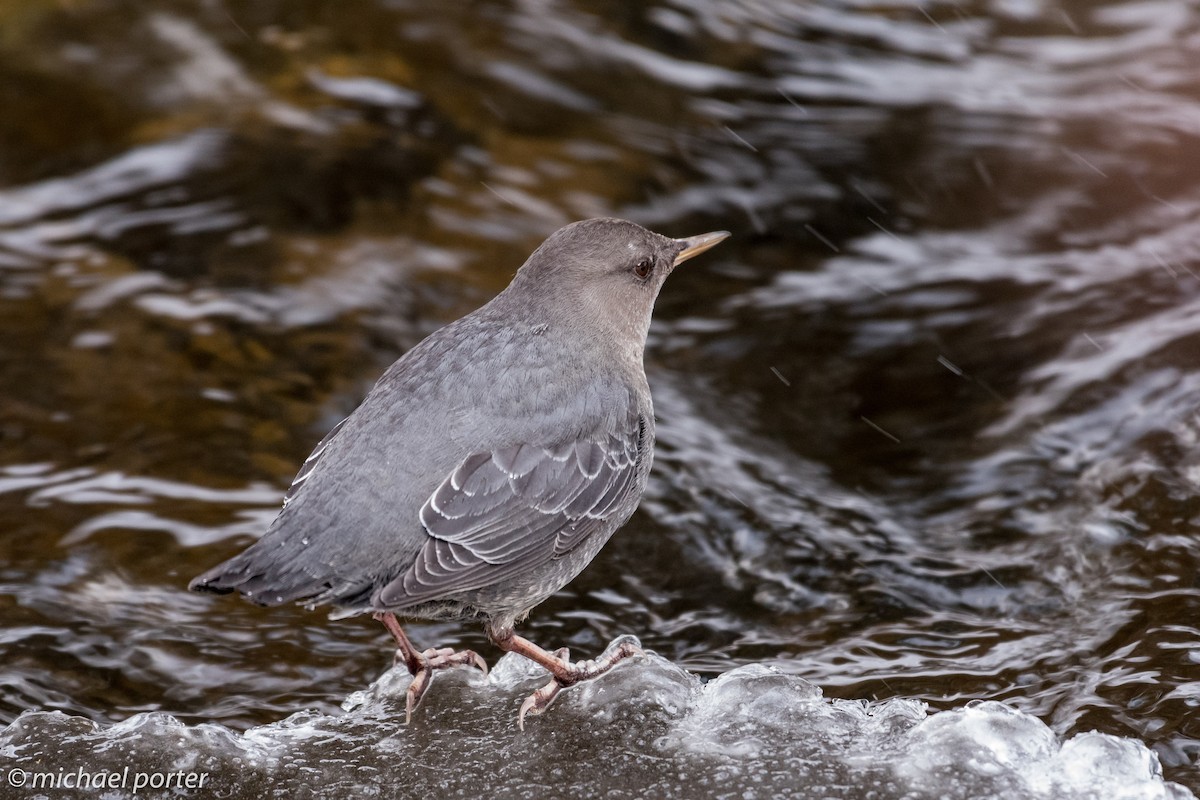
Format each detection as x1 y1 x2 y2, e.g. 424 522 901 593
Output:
373 611 487 723
486 624 643 730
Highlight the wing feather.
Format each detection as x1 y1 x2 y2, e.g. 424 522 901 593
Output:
281 416 348 509
377 411 646 609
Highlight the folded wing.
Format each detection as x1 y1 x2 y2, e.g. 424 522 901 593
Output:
376 419 645 609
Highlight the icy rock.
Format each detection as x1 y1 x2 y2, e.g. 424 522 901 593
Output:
898 701 1192 800
0 649 1192 800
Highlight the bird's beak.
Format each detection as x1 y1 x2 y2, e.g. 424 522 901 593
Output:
673 231 730 266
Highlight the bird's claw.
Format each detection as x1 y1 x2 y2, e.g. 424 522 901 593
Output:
424 645 490 677
405 667 432 724
398 646 489 724
518 676 566 730
515 641 643 730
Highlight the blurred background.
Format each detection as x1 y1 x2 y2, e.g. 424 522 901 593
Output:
0 0 1198 791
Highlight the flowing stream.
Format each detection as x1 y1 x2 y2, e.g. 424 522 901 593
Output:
0 1 1197 797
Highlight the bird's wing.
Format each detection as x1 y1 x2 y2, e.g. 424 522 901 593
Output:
282 416 348 509
375 417 647 608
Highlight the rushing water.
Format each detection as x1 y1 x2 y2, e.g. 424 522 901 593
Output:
0 0 1198 797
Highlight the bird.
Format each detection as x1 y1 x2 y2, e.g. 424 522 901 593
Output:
190 217 729 727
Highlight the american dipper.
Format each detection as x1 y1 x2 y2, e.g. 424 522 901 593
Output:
191 218 728 726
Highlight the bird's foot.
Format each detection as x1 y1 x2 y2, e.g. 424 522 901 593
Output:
517 640 642 730
374 611 487 723
401 646 489 724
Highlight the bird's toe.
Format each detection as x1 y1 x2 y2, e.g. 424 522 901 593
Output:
517 677 565 731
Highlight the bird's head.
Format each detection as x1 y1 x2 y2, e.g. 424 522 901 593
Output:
507 218 728 353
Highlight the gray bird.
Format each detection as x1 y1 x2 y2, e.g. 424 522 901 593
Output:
190 218 728 726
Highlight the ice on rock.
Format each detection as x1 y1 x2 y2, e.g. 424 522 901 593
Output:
899 702 1192 800
901 700 1060 783
1046 731 1190 800
662 663 913 759
0 648 1192 800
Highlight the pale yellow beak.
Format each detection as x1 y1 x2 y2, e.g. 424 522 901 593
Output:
673 231 731 266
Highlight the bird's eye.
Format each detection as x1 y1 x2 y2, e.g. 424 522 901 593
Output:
633 257 653 279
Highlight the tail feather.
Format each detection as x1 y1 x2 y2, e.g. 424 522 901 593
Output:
190 548 333 607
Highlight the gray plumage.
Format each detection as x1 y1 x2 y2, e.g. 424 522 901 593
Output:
191 219 727 641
